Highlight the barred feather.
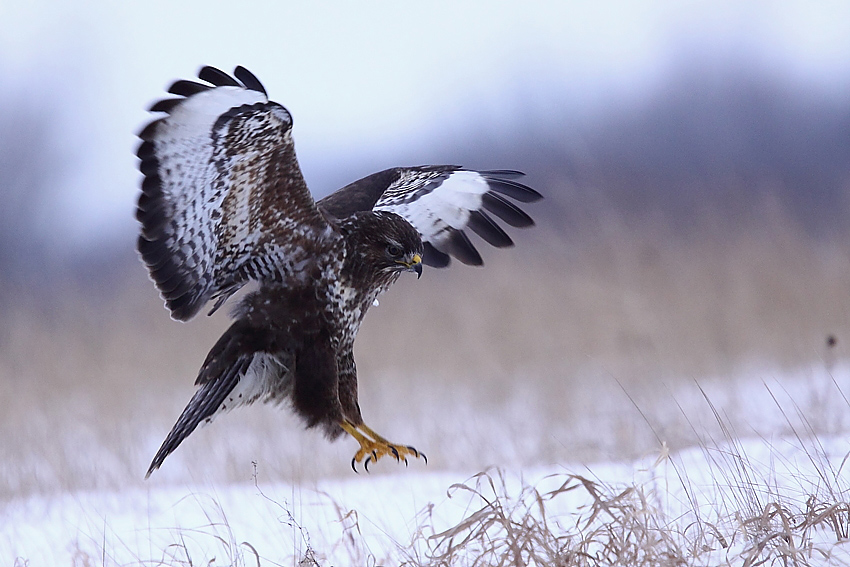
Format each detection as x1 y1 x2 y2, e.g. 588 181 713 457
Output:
137 66 334 321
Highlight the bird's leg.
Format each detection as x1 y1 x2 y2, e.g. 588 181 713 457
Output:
340 419 426 472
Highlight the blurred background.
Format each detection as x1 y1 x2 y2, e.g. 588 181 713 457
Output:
1 0 849 498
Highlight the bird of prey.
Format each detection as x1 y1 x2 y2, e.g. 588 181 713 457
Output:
136 66 542 476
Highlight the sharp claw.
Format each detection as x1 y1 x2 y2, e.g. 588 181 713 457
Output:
347 429 424 471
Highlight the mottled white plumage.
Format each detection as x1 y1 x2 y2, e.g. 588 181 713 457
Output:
375 169 491 249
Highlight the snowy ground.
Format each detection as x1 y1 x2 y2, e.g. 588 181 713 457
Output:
4 433 849 566
3 362 850 565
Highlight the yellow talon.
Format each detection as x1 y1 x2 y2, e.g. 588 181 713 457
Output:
340 420 426 472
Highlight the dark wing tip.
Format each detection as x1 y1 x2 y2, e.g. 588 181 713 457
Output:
481 192 535 228
137 234 204 322
147 67 256 116
198 65 240 87
149 98 183 113
435 169 541 265
138 119 163 141
136 140 155 160
167 293 206 322
479 169 525 178
467 210 514 248
481 173 543 203
234 66 267 95
167 79 212 97
422 242 451 268
443 228 483 266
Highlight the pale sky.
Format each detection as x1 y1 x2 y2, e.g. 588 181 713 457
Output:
1 0 849 250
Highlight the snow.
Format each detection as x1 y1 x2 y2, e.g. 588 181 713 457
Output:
3 362 849 565
3 435 849 566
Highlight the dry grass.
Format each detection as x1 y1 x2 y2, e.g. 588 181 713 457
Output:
409 470 690 566
400 379 850 566
56 429 850 566
0 201 849 498
400 463 850 567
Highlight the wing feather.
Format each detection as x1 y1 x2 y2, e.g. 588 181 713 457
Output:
138 119 162 141
136 140 155 160
167 79 212 97
234 65 267 95
319 166 541 267
422 241 451 268
466 210 513 248
149 98 184 113
198 65 241 87
481 192 535 227
137 66 335 321
442 227 484 266
479 174 542 203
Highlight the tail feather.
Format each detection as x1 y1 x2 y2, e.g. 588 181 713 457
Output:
146 317 287 478
146 356 251 478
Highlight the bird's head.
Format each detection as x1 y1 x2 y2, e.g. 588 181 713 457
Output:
340 211 424 283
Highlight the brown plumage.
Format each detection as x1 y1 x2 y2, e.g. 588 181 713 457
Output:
137 66 542 476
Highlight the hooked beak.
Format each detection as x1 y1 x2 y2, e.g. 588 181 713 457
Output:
397 253 423 279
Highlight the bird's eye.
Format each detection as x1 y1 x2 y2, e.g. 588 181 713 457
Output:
386 244 402 257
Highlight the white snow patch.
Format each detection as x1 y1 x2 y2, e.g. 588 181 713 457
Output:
3 435 849 565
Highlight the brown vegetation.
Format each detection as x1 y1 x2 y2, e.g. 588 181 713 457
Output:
0 196 848 499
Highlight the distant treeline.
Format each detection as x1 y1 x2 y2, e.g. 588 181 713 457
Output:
454 59 850 240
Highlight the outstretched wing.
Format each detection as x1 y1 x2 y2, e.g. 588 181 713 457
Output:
317 166 542 267
136 66 333 321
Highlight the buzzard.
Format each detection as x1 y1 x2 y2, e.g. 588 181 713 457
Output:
137 66 542 476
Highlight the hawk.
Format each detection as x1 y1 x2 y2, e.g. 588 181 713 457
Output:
136 66 542 476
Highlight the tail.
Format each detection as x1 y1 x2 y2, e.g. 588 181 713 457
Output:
146 357 251 478
146 320 271 478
